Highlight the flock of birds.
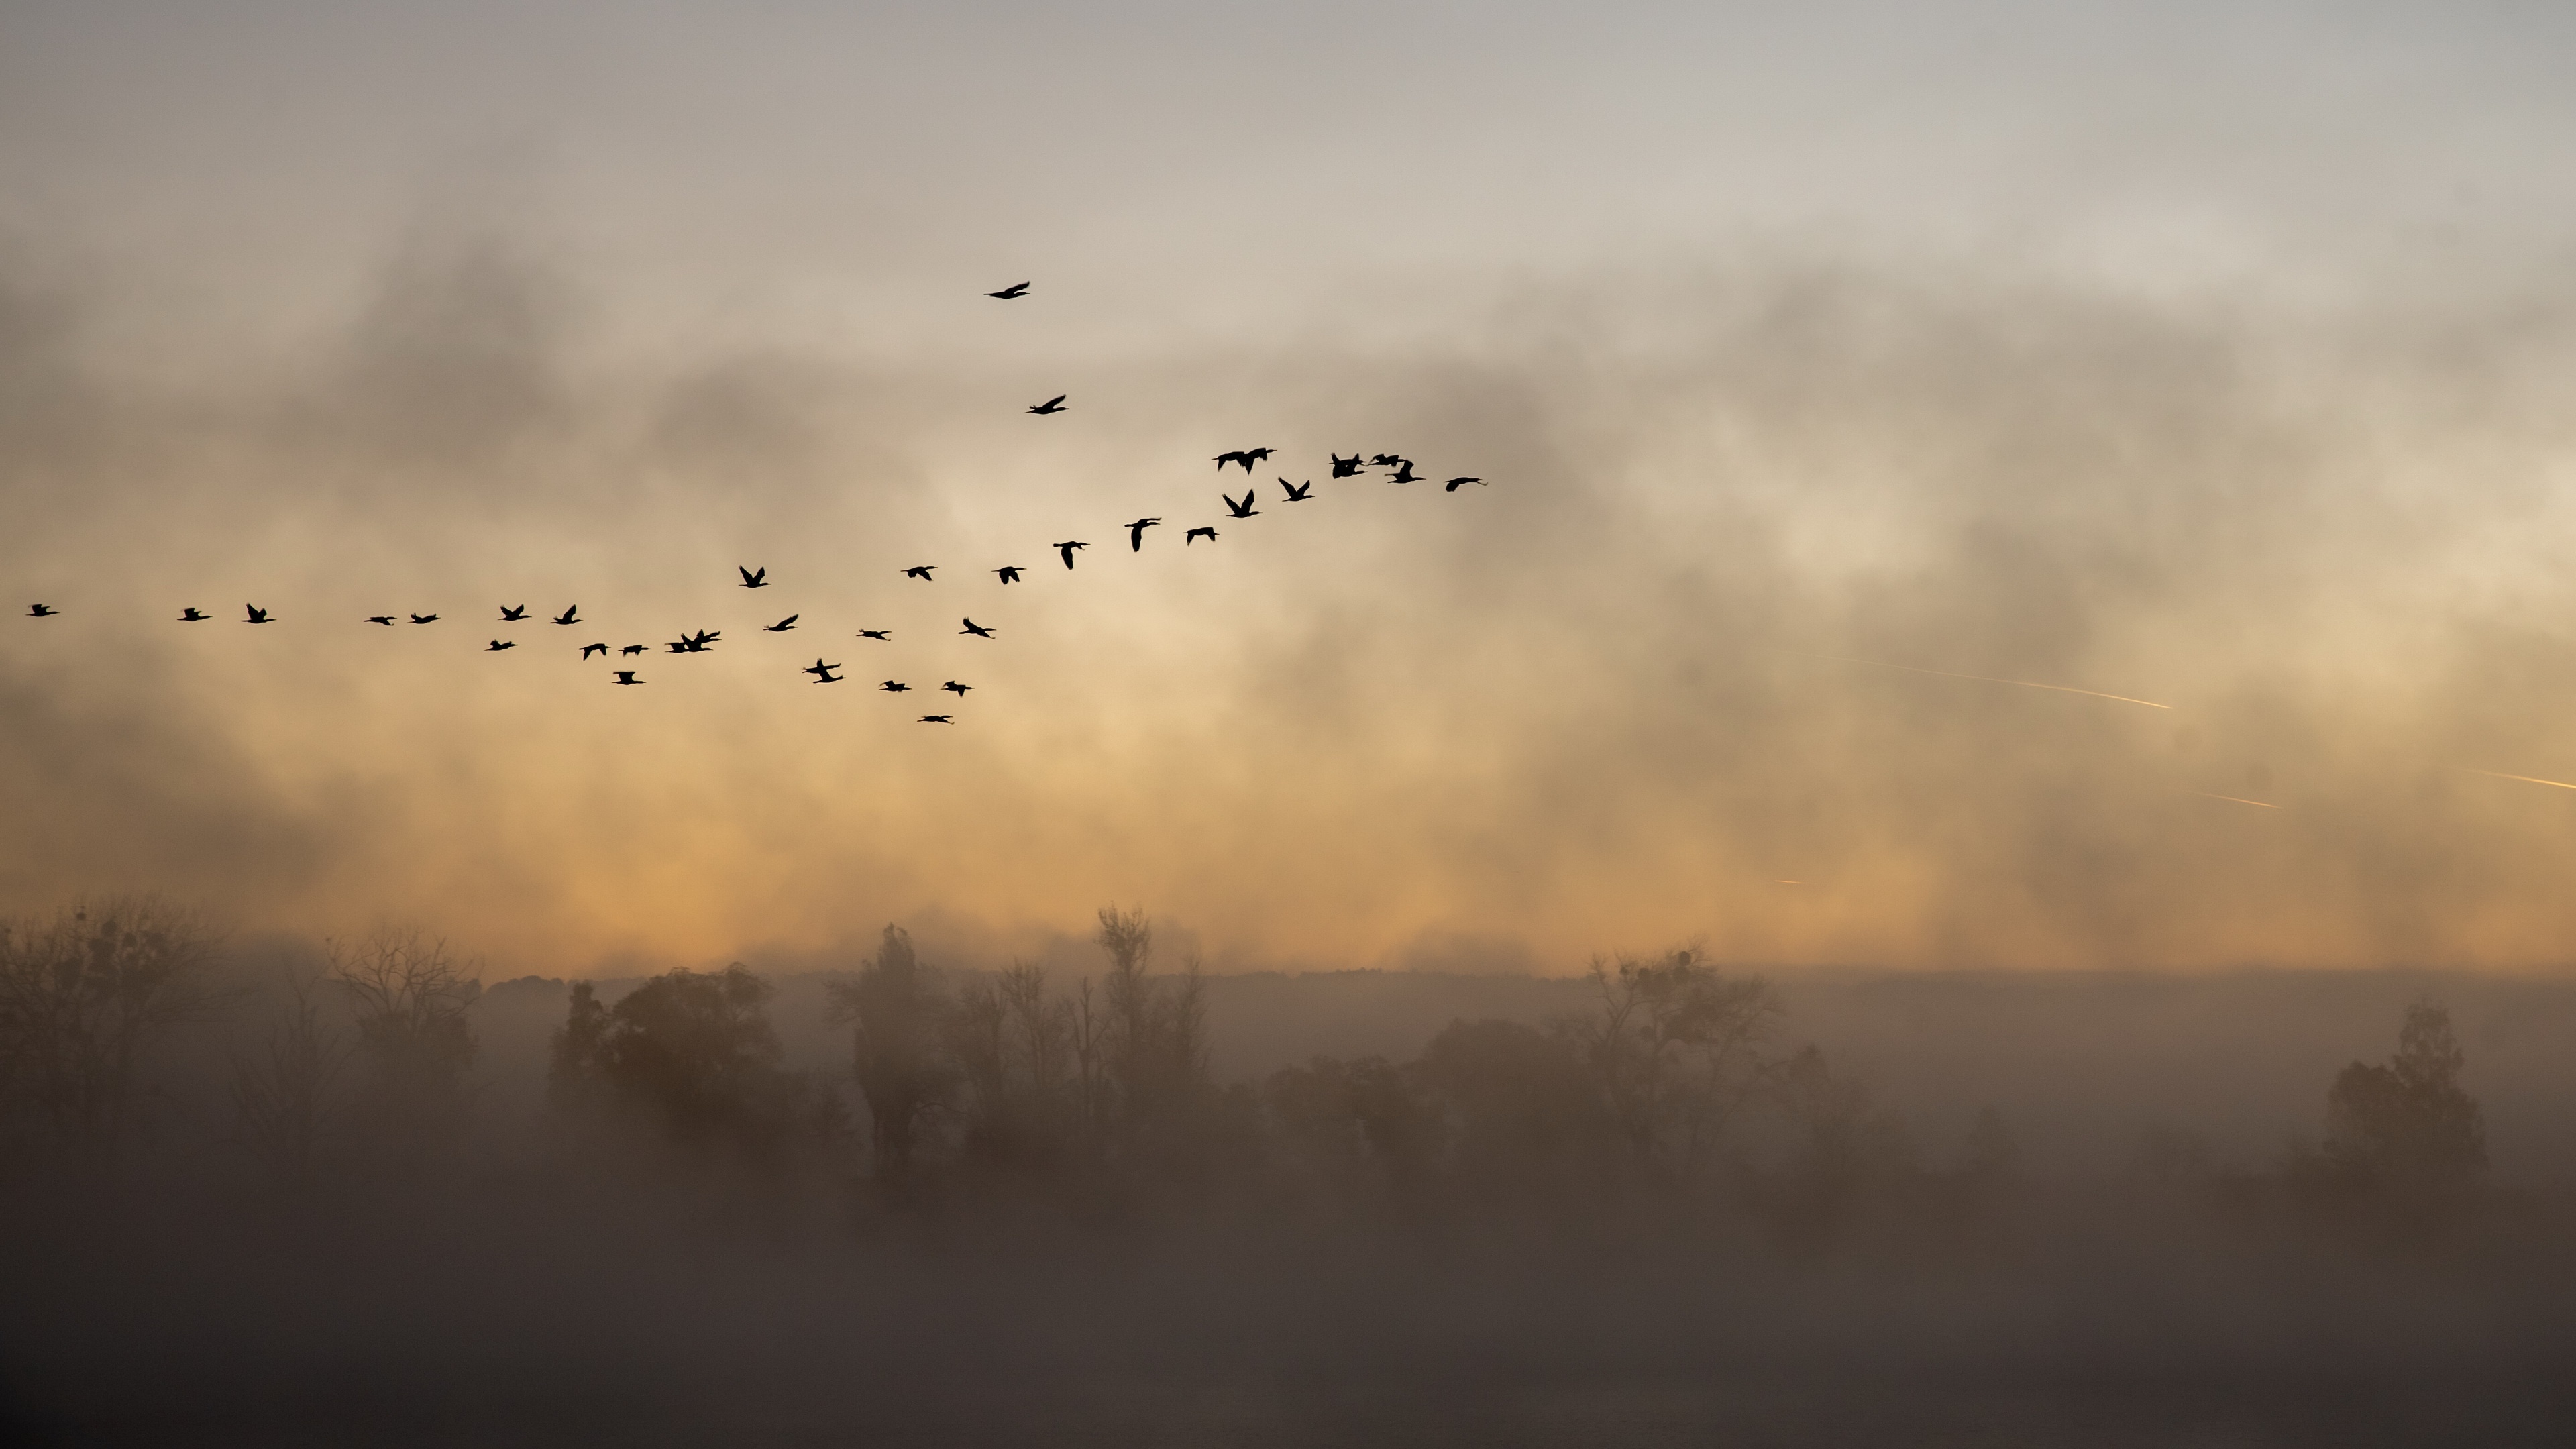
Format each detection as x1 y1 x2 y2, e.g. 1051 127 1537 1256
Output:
20 281 1494 724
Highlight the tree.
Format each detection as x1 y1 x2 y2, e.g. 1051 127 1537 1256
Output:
0 896 234 1170
947 961 1077 1169
826 926 951 1178
229 965 349 1187
551 964 839 1158
1558 946 1780 1180
329 928 479 1161
2316 998 2487 1212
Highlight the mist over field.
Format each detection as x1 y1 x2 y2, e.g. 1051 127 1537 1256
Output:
11 1 2576 1443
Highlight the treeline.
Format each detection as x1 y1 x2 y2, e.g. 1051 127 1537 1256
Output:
0 897 2503 1240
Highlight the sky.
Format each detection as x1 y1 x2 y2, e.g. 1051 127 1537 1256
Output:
5 1 2576 975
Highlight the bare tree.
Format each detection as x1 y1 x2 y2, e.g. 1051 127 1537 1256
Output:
328 928 479 1159
1560 945 1780 1181
0 896 234 1169
230 965 349 1186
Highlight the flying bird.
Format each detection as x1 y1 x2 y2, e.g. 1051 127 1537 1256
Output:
1027 394 1069 415
1281 478 1314 502
244 606 272 623
881 680 911 693
620 643 645 656
28 604 56 617
553 606 580 625
987 281 1030 299
765 615 800 633
1055 541 1087 569
1185 527 1217 545
614 671 642 686
804 659 843 683
488 640 516 652
666 641 690 654
365 614 396 626
960 618 995 638
1443 476 1485 492
1127 517 1161 551
178 608 209 622
1330 453 1364 478
995 566 1024 584
1224 488 1260 519
1387 460 1424 485
739 566 769 589
857 629 891 641
941 681 972 696
1214 447 1273 474
918 715 953 724
1368 453 1405 468
500 605 528 621
410 613 439 625
580 643 610 660
904 566 937 581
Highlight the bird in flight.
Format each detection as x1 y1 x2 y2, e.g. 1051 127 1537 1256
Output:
919 715 953 724
1055 541 1087 569
1127 517 1161 551
739 566 769 589
244 606 274 624
1185 526 1217 545
1224 488 1260 519
580 643 610 660
857 629 891 641
365 614 396 626
1387 460 1424 485
960 618 995 638
553 606 580 625
1330 453 1364 478
666 641 690 654
614 671 642 686
179 608 209 622
905 565 937 582
410 613 439 625
488 640 516 652
987 281 1030 299
1368 453 1405 468
1028 394 1069 415
621 643 646 656
1214 447 1274 474
941 681 972 696
995 566 1024 584
1281 478 1313 502
500 605 529 622
765 615 800 633
1444 476 1485 492
804 659 843 684
881 680 911 693
28 604 56 617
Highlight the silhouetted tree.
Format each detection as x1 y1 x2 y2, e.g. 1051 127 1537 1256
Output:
551 964 842 1159
1413 1018 1615 1201
1264 1054 1443 1203
2310 998 2487 1221
826 926 951 1178
0 896 233 1170
1087 906 1214 1167
1560 947 1780 1180
329 928 478 1163
948 961 1077 1169
229 965 348 1186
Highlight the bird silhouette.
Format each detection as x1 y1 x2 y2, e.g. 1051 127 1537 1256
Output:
739 566 769 588
1127 517 1161 551
553 606 580 625
621 643 646 656
765 615 799 633
1214 450 1249 472
500 605 529 621
881 680 910 693
995 566 1024 584
178 608 209 622
1330 453 1364 478
1055 541 1087 569
857 629 891 641
410 613 439 625
804 659 843 683
244 606 273 623
28 604 56 617
987 281 1030 299
1224 488 1260 519
365 614 396 626
1444 476 1485 492
580 643 610 660
904 566 936 581
488 640 515 651
1368 453 1404 468
919 714 953 724
614 671 642 685
666 641 690 653
960 618 995 638
1185 526 1217 545
1027 394 1069 415
1387 460 1424 485
1281 478 1314 502
941 680 972 696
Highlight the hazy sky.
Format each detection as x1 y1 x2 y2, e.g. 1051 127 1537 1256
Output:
7 1 2576 974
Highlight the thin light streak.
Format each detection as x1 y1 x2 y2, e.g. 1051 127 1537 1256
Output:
2190 792 2279 809
2464 768 2576 793
1791 651 2174 710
